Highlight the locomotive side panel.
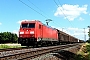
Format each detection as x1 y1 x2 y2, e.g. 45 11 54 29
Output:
36 21 43 41
41 25 58 41
51 29 58 41
42 25 48 40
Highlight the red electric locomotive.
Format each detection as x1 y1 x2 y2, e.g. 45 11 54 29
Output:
18 20 58 46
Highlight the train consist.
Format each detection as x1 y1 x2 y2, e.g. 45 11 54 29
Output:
18 20 83 46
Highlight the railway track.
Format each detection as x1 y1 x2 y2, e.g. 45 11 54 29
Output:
0 43 83 60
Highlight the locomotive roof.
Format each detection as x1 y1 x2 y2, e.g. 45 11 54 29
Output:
21 20 57 30
21 20 40 23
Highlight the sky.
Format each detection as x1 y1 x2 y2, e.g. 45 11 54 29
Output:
0 0 90 41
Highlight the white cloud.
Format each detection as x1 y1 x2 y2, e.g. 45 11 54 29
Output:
54 4 88 21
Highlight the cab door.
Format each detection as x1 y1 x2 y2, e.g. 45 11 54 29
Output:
39 24 43 40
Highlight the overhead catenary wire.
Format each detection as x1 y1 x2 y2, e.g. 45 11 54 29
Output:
19 0 66 28
28 0 53 25
19 0 74 27
28 0 49 18
28 0 62 27
19 0 53 26
57 0 87 40
28 0 59 25
19 0 47 18
20 0 61 27
54 0 74 27
54 0 80 38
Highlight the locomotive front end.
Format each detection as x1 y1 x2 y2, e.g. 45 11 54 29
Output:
18 21 37 46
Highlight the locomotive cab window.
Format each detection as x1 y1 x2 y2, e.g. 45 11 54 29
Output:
21 23 28 28
28 23 35 28
21 23 35 28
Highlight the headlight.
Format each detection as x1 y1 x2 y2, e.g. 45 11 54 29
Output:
30 31 34 34
20 32 24 34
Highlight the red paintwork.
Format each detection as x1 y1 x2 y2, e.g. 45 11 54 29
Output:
19 20 58 41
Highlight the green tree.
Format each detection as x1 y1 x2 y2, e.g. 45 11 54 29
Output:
0 32 18 43
86 40 90 43
11 33 18 43
0 32 3 43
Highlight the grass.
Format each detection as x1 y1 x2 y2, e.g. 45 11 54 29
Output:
75 43 90 60
85 43 90 60
0 44 21 49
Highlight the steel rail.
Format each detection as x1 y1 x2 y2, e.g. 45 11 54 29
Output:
0 43 83 60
